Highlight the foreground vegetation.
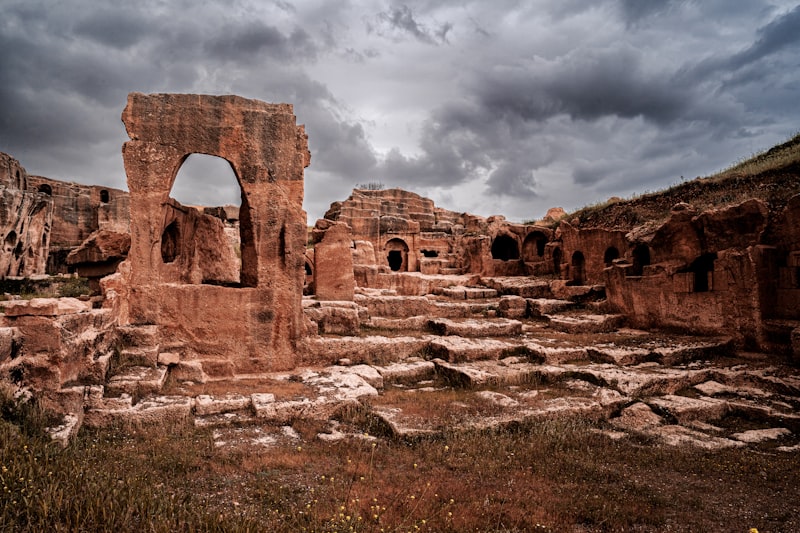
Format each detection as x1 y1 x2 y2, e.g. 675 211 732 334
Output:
1 387 798 532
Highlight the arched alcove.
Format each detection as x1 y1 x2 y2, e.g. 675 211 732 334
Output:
631 244 651 276
4 231 17 250
37 184 52 196
552 247 562 276
689 253 716 292
571 251 586 285
161 221 180 264
604 246 620 266
385 238 409 271
491 234 520 261
522 231 547 261
100 189 110 203
422 250 439 258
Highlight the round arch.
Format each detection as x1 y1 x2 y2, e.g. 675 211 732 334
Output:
571 251 586 285
491 234 520 261
522 231 547 261
384 238 410 272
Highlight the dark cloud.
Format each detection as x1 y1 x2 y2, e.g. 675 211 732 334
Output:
0 0 798 224
73 10 153 49
204 23 318 61
728 4 800 68
370 4 452 45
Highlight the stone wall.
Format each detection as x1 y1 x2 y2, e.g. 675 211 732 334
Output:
0 152 52 277
26 176 130 273
321 188 556 280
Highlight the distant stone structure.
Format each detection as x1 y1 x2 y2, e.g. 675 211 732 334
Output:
319 188 557 294
0 153 52 277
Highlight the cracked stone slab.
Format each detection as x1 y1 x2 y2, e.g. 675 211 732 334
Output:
547 314 625 334
610 402 663 431
194 393 252 416
302 335 431 365
523 342 587 364
370 407 440 440
587 345 653 366
428 336 529 363
298 367 380 400
476 390 519 407
646 394 730 424
433 359 542 388
85 395 192 428
47 413 82 448
106 366 168 396
195 411 257 428
526 298 575 318
731 428 791 443
653 425 746 449
374 360 436 384
428 317 523 337
439 286 498 300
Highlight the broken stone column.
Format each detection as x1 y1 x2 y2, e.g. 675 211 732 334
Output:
312 220 355 301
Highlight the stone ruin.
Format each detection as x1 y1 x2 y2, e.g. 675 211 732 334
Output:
120 93 310 373
1 93 799 452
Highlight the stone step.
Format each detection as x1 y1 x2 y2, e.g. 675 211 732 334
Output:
106 366 168 396
586 337 734 366
427 317 523 337
302 335 432 365
546 313 625 334
427 337 532 363
527 298 576 318
436 286 498 300
480 277 553 298
119 346 159 367
117 325 160 347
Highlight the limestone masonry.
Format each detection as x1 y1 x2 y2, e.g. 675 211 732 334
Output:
0 93 799 448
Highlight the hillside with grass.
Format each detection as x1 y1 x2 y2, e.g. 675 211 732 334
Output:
567 133 800 231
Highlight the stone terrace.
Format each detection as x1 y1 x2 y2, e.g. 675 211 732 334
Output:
40 274 800 452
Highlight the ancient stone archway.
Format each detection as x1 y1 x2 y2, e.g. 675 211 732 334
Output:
604 246 620 266
121 93 310 372
571 251 586 285
522 231 547 262
491 234 520 261
385 238 409 271
689 253 716 292
631 244 651 276
552 247 562 276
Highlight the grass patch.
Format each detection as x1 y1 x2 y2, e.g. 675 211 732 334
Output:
1 386 798 531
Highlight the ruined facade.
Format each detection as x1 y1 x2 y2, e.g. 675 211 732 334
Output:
317 188 557 296
121 93 310 373
0 153 52 277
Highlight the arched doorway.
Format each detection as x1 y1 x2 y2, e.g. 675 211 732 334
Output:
491 234 520 261
384 238 409 271
571 251 586 285
603 246 620 266
522 231 547 262
169 153 246 285
552 247 562 276
689 253 716 292
631 244 650 276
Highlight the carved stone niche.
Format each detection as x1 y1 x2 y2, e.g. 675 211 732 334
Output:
121 93 310 373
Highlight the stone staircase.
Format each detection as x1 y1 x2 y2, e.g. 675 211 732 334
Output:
46 276 800 453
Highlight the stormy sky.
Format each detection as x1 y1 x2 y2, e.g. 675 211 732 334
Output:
1 1 799 223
